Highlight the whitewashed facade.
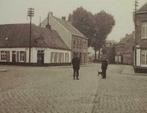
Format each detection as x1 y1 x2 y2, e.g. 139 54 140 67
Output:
0 24 71 65
0 48 71 64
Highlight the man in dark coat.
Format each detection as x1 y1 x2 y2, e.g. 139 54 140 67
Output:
72 56 80 80
101 59 108 79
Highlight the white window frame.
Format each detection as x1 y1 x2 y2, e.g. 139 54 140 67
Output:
19 51 26 62
0 51 10 62
50 52 54 63
141 22 147 39
1 51 7 61
65 53 69 63
140 49 147 66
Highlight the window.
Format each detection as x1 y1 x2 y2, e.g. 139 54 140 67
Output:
0 51 10 61
73 40 76 48
51 52 65 63
65 53 69 62
141 50 147 65
54 53 57 63
61 53 64 63
1 51 7 60
20 51 26 62
59 53 64 63
50 52 54 63
141 22 147 39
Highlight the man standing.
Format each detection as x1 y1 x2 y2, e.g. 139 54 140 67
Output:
101 59 108 79
72 55 80 80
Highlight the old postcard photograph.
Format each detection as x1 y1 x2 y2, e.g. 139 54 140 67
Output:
0 0 147 113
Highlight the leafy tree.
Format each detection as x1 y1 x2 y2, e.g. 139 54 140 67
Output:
93 11 115 59
68 8 115 60
68 7 95 46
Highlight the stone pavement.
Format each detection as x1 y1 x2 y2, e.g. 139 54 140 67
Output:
92 64 147 113
0 64 147 113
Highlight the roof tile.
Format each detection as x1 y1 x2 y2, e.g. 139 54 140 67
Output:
0 24 69 50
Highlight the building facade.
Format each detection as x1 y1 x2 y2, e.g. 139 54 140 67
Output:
134 3 147 72
0 24 71 65
41 12 88 64
115 33 135 65
104 40 116 64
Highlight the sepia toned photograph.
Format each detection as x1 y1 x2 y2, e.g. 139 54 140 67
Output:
0 0 147 113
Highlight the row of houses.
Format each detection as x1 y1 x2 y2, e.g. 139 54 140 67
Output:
133 2 147 72
115 32 135 65
0 12 88 65
111 2 147 73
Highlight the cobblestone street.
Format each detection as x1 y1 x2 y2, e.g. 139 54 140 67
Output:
0 64 147 113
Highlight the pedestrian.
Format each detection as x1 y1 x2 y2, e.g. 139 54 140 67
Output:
72 55 80 80
101 59 108 79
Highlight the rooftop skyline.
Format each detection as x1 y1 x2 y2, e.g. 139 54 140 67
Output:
0 0 146 42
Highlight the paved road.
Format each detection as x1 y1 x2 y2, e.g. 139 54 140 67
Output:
0 64 147 113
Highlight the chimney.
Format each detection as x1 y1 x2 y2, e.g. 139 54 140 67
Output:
46 24 51 30
62 16 66 21
46 13 51 30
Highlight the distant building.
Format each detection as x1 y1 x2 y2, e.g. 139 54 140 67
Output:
88 47 95 62
101 40 116 64
133 3 147 72
115 32 135 65
41 12 88 64
0 24 71 65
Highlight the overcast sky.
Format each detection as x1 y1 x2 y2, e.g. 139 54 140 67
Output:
0 0 146 41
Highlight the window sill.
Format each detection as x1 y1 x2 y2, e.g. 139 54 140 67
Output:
140 64 147 67
141 37 147 40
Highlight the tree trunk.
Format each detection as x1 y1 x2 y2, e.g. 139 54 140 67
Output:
94 49 97 61
98 49 100 61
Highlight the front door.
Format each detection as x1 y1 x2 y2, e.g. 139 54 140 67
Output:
37 50 44 64
12 51 16 63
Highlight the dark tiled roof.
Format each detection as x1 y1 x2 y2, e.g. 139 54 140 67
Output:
137 2 147 13
0 24 69 50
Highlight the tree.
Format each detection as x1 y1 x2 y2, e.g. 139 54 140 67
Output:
68 7 95 46
68 8 115 60
93 11 115 60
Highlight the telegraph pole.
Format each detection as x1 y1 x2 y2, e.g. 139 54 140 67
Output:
134 0 138 44
27 8 34 63
134 0 138 66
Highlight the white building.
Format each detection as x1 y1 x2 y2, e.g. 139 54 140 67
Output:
0 24 71 65
41 12 88 64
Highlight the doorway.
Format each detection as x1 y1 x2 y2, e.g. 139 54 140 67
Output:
12 51 16 63
37 50 44 64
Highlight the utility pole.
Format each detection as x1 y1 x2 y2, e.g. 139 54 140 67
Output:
27 8 34 63
134 0 138 66
134 0 138 44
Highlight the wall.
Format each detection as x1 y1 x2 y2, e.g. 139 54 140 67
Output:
30 48 71 63
72 35 88 63
0 48 28 62
0 47 71 64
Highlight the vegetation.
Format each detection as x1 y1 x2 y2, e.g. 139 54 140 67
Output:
68 7 115 60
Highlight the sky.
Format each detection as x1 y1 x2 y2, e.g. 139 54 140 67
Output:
0 0 147 42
